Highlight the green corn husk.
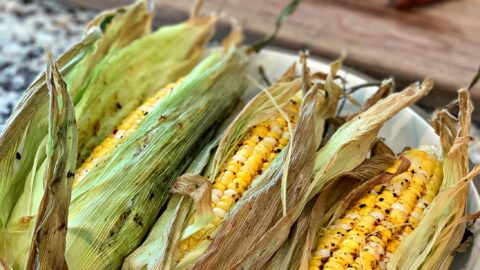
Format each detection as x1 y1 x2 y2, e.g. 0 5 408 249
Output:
65 46 249 270
73 13 216 164
122 135 221 270
0 1 216 268
187 78 432 269
0 2 154 268
123 55 344 270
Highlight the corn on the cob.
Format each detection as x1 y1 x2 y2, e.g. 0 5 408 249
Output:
308 149 443 270
73 80 180 186
65 48 248 270
75 15 215 164
175 96 302 263
0 2 157 269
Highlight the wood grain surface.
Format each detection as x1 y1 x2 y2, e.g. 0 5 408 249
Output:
62 0 480 119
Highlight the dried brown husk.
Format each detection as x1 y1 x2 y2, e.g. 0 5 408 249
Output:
25 54 77 270
345 78 395 121
387 89 479 270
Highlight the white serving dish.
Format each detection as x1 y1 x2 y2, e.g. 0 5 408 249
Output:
252 48 480 270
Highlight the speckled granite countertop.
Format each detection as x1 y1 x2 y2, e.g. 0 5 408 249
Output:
1 0 479 163
0 0 94 122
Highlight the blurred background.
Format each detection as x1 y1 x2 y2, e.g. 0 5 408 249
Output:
0 0 479 161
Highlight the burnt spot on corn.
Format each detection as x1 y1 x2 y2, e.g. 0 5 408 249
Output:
92 120 100 136
103 209 132 250
133 214 144 226
57 222 67 231
158 115 167 122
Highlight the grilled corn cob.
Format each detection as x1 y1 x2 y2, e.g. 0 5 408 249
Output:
65 48 248 270
176 95 302 264
75 15 215 164
74 80 181 186
0 2 158 269
0 1 217 267
308 149 443 270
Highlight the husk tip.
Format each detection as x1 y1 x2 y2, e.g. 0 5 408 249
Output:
221 18 244 50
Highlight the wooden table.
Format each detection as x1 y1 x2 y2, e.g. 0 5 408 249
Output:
63 0 480 120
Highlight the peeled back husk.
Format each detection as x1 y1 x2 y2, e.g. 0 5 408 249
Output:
387 89 480 270
193 78 432 270
187 56 344 270
263 79 433 270
65 47 249 270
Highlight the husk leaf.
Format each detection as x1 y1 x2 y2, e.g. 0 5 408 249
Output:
25 54 77 270
122 138 219 270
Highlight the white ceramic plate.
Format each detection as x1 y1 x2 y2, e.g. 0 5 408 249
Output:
251 48 480 270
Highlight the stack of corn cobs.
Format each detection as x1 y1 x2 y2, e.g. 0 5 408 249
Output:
0 1 479 270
